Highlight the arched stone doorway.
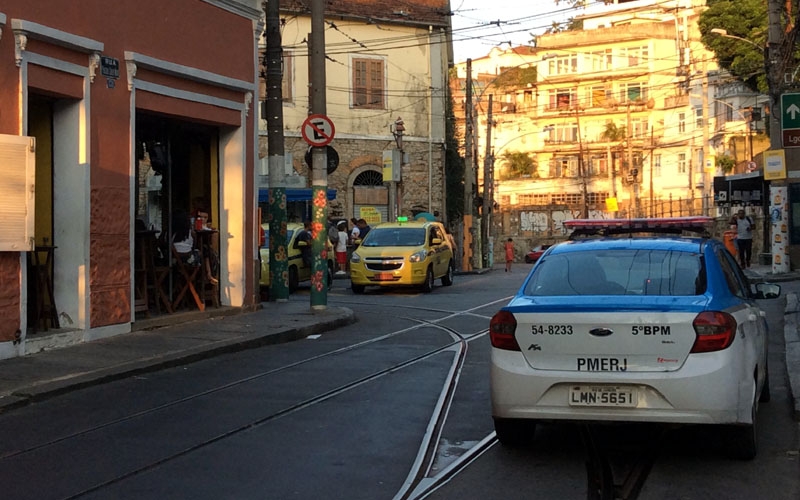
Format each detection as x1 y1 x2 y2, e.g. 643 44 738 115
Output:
348 166 388 224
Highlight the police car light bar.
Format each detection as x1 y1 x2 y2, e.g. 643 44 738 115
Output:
565 217 714 237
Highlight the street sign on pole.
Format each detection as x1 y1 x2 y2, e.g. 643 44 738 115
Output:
780 93 800 147
301 114 335 147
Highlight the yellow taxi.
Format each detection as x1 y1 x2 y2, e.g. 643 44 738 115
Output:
259 222 334 294
349 219 455 293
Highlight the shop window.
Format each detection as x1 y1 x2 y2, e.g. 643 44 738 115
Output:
0 134 36 251
352 57 385 109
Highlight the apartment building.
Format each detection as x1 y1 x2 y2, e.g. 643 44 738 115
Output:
259 0 451 225
454 0 769 239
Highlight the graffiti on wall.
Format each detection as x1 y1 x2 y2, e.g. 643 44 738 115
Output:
520 209 611 234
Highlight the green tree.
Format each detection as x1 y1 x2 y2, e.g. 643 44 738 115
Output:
697 0 768 93
600 122 626 143
716 153 736 174
498 151 536 180
445 71 464 223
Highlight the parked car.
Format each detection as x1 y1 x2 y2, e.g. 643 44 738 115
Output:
259 223 334 293
349 219 455 294
489 217 779 459
524 244 551 263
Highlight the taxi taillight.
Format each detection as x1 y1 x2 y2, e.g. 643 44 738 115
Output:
490 310 520 351
691 311 737 353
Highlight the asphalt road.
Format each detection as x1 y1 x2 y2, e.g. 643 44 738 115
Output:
0 270 797 500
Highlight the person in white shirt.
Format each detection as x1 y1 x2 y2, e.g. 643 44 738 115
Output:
336 222 348 274
349 217 361 243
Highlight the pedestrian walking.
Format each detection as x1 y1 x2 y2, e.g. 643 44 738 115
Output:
730 209 753 268
504 238 515 272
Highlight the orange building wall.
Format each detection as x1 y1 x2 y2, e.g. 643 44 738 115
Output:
0 0 258 336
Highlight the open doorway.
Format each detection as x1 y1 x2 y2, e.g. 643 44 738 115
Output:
134 113 220 316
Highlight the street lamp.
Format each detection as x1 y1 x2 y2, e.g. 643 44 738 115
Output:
709 29 764 50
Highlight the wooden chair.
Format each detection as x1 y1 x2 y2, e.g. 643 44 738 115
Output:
171 245 204 311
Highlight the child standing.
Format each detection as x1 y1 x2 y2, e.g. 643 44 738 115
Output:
504 238 514 272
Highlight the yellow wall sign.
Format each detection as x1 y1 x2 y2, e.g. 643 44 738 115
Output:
605 197 619 212
764 150 787 180
359 206 382 224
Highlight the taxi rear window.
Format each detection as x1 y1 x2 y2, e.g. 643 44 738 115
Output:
523 249 705 296
361 228 426 247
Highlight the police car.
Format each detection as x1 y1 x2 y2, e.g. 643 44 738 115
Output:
489 217 780 459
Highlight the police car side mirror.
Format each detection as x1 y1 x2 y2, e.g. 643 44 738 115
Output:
753 282 781 300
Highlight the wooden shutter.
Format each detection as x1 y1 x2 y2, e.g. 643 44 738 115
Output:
0 134 36 251
353 58 384 109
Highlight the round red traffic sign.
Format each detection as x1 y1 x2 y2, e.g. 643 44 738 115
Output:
301 114 335 147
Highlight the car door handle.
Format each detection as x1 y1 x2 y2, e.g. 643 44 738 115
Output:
748 313 757 322
759 310 767 318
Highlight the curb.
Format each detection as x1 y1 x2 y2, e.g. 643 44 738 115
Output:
0 308 356 414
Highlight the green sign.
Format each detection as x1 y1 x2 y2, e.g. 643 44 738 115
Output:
781 93 800 130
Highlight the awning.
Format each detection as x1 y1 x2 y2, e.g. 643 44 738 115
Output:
258 188 337 203
713 172 765 206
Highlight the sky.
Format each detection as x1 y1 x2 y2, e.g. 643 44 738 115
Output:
449 0 577 63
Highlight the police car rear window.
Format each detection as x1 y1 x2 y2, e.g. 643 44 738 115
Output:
523 249 705 296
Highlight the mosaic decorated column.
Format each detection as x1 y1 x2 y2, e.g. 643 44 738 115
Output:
770 185 790 273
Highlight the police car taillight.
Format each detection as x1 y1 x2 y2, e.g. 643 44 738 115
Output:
490 310 520 351
691 311 737 353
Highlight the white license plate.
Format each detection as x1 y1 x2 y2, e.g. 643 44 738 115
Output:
569 385 637 407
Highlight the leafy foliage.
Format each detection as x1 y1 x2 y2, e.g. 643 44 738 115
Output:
498 151 537 180
716 154 736 174
600 122 627 143
445 71 464 223
697 0 768 93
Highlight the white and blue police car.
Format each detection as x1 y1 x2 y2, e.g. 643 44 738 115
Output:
489 217 780 459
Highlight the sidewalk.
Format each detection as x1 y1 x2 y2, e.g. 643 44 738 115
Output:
0 301 355 413
0 265 797 420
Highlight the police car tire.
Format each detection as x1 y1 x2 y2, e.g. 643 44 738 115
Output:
494 418 535 447
759 365 771 403
728 391 758 460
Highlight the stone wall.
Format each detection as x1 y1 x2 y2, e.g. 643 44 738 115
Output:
259 135 446 222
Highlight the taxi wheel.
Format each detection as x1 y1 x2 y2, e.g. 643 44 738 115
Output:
351 283 365 294
494 418 535 447
288 266 299 292
421 266 434 293
441 260 454 286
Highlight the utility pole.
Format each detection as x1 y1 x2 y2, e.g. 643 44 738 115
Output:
481 94 493 268
767 0 788 272
626 102 637 217
576 106 588 218
701 67 710 216
265 0 289 302
462 59 473 271
649 126 654 217
309 0 328 308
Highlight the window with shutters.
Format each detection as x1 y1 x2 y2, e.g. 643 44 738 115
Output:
352 57 385 109
0 134 36 251
258 49 293 104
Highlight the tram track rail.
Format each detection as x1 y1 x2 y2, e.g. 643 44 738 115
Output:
1 300 501 500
